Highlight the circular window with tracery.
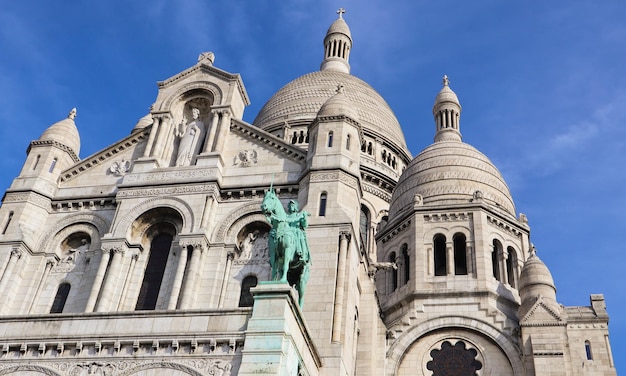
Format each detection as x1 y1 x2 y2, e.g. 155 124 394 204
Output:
426 340 482 376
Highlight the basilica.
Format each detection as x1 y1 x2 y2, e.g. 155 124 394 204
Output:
0 11 616 376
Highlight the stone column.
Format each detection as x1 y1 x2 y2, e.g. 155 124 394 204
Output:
466 242 475 276
85 248 111 312
142 116 161 157
202 110 221 153
446 242 454 276
332 232 350 343
200 195 215 230
96 247 125 312
217 250 235 308
168 245 188 310
152 115 171 163
501 249 509 285
28 259 55 313
0 249 22 313
117 252 139 310
213 110 231 154
179 243 204 309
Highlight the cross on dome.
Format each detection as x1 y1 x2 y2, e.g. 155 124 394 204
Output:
337 8 346 19
442 75 450 87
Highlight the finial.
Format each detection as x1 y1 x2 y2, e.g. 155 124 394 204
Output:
336 83 345 94
197 51 215 65
529 243 537 257
68 108 77 120
337 8 346 19
442 75 450 87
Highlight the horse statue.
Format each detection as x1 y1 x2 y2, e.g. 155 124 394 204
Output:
261 189 311 307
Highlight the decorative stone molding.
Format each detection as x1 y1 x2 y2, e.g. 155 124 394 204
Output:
117 184 217 198
214 202 265 243
52 199 115 213
123 168 216 184
486 215 523 237
3 191 51 209
59 129 150 183
230 119 306 163
28 140 79 163
233 149 258 167
109 159 131 176
37 213 109 253
381 219 411 243
110 196 194 237
424 212 472 222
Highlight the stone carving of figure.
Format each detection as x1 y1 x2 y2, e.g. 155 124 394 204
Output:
239 230 259 259
62 238 90 265
175 108 205 166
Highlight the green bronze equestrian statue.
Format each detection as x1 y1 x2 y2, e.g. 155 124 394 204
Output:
261 189 311 307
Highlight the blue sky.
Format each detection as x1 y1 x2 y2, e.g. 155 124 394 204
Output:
1 0 625 370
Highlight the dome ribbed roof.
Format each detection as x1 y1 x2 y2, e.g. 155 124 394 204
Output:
253 70 409 153
389 141 515 217
519 252 556 292
327 17 351 38
39 108 80 156
132 112 153 133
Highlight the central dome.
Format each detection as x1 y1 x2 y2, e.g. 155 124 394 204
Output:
253 70 409 154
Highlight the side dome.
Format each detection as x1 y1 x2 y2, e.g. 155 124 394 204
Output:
253 70 409 155
316 84 359 121
132 112 154 133
389 141 515 217
39 108 81 156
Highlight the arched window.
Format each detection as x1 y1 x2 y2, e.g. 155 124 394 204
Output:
367 142 373 155
2 211 13 235
389 252 398 292
492 240 502 281
298 130 305 143
327 131 333 147
359 206 370 251
292 131 297 144
238 275 258 307
585 340 593 360
453 233 467 275
401 244 410 284
319 192 327 216
136 233 173 310
434 234 447 276
506 246 518 288
346 134 351 150
361 141 366 152
50 283 71 313
49 158 58 173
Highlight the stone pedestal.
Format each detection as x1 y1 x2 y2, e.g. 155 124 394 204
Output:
239 282 321 376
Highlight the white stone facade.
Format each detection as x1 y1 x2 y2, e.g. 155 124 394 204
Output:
0 11 616 376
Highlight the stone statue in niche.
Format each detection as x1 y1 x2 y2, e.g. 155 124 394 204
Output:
175 108 206 166
61 238 90 265
239 230 259 259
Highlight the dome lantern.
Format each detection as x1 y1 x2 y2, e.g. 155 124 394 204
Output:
433 75 462 143
320 9 352 74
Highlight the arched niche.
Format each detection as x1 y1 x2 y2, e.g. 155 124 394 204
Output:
129 207 184 248
111 197 194 238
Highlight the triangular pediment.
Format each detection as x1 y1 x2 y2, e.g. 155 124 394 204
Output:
521 296 564 325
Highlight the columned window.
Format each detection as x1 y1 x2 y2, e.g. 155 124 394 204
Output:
136 233 173 310
434 234 447 276
50 283 71 313
492 240 502 281
453 233 467 275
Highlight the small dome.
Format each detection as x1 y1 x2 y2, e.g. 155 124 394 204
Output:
317 84 359 121
327 16 351 38
132 112 153 133
433 76 460 109
519 251 556 292
39 108 80 156
389 141 515 217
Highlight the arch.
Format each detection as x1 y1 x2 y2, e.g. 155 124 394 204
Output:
226 213 270 246
401 243 410 285
319 192 328 217
213 201 266 243
453 233 468 275
386 316 524 376
506 246 519 288
492 239 503 282
159 81 222 111
389 251 398 292
359 205 371 251
327 131 334 147
0 365 61 376
585 340 593 360
118 361 207 376
37 213 109 254
111 196 194 238
433 234 446 276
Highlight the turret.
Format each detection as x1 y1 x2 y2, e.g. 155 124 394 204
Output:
432 75 462 142
320 8 352 74
518 245 559 317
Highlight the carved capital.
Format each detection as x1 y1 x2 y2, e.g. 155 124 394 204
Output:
339 231 351 242
10 248 22 259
